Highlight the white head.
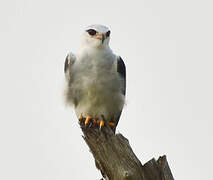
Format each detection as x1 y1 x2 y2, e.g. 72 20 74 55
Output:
81 24 111 48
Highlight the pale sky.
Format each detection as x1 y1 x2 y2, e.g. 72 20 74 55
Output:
0 0 213 179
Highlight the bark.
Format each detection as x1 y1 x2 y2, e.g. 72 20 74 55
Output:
80 121 174 180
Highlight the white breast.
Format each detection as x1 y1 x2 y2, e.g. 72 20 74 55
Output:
71 48 125 121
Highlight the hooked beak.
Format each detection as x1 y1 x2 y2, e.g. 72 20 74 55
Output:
94 33 106 44
101 34 105 44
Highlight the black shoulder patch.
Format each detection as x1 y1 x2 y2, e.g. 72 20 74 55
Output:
117 57 126 95
64 55 70 73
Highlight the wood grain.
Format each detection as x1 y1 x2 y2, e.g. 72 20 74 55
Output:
79 120 174 180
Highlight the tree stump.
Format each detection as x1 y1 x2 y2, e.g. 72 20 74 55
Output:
80 120 174 180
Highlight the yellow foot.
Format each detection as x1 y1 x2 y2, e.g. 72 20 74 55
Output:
79 114 83 121
99 120 105 130
108 122 115 127
85 116 91 126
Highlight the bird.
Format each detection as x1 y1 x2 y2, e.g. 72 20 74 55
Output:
64 24 126 133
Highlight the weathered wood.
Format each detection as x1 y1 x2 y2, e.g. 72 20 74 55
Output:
143 156 174 180
80 120 174 180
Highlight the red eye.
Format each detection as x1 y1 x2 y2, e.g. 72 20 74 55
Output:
106 31 111 37
86 29 97 36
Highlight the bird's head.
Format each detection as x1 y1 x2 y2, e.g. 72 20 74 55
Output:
81 24 111 49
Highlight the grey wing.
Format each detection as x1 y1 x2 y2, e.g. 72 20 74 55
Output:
64 52 77 106
112 56 126 132
64 52 76 81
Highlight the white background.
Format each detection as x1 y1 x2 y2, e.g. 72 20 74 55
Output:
0 0 213 179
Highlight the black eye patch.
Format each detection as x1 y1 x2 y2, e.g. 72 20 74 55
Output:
106 30 111 37
86 29 97 36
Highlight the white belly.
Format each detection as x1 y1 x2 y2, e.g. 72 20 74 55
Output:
72 57 124 121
